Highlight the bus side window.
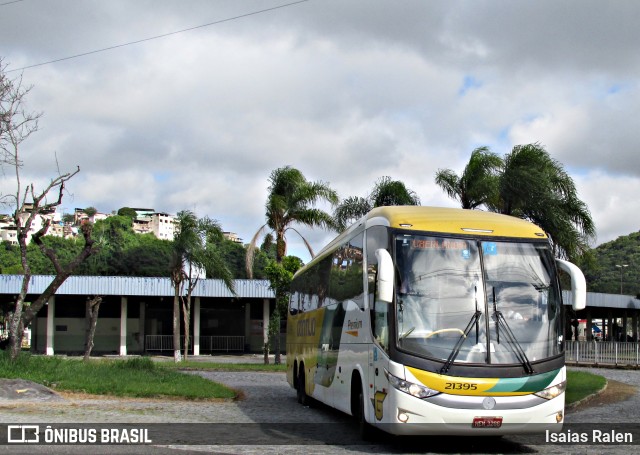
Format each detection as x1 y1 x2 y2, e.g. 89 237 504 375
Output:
349 232 365 309
366 226 389 309
366 226 390 351
374 300 390 352
289 291 297 315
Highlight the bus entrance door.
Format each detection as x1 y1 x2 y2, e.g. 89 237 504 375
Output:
371 345 390 422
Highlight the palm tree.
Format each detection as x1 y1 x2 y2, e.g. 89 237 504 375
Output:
491 143 595 259
434 146 503 209
370 175 421 207
246 166 339 273
171 210 234 363
436 143 595 260
246 166 338 363
334 176 421 231
333 196 371 232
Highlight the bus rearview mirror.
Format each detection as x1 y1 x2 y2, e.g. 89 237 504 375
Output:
376 248 394 303
556 259 586 311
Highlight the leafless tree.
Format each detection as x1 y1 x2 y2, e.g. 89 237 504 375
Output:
83 295 102 361
1 59 99 359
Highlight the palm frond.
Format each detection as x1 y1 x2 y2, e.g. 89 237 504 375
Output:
287 226 315 258
246 224 268 279
334 196 371 231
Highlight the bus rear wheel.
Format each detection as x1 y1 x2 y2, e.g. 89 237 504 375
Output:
297 367 310 406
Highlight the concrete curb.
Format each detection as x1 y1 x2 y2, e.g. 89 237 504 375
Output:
565 378 608 411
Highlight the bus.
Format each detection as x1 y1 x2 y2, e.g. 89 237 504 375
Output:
286 206 586 436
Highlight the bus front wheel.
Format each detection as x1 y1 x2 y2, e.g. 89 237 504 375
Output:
353 379 375 440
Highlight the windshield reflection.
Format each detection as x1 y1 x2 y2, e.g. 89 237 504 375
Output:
395 235 562 367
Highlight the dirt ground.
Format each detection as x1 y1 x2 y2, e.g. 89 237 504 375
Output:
568 378 636 411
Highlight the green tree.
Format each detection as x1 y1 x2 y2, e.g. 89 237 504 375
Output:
81 216 136 275
246 166 338 363
119 234 172 276
117 207 138 218
334 176 421 231
218 238 271 279
434 146 503 209
436 143 595 260
0 243 22 274
264 255 303 365
170 210 234 363
576 232 640 296
84 206 98 217
26 236 84 274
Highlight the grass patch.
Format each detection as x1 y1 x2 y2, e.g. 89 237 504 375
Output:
1 353 605 405
0 353 236 400
566 370 607 404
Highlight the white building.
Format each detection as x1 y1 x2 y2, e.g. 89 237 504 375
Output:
0 206 63 245
150 212 175 240
132 216 152 235
223 232 243 244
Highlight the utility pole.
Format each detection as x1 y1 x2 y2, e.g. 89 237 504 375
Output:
616 264 628 294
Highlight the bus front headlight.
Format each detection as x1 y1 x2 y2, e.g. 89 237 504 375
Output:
534 381 566 400
385 370 440 399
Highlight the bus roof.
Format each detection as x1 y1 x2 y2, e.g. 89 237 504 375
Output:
365 206 547 239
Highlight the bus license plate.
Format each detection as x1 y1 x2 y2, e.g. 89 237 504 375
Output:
472 417 503 428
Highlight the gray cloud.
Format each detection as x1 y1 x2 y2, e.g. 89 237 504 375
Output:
1 0 639 260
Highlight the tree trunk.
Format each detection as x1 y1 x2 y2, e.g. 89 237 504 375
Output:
8 317 24 360
274 316 281 365
173 288 182 363
181 296 191 361
83 296 102 361
8 267 31 360
276 232 286 263
273 306 281 365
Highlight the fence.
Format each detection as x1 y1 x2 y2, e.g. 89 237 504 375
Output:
145 335 245 353
199 336 245 352
145 335 192 352
565 340 640 367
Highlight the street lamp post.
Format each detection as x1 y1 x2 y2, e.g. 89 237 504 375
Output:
616 264 628 294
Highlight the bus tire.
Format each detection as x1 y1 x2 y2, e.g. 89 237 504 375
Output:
297 366 310 406
352 378 374 441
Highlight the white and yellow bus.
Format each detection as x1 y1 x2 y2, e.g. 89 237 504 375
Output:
286 206 586 436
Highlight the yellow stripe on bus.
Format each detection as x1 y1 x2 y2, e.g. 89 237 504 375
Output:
407 367 559 397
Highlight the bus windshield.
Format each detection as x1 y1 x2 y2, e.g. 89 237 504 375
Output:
395 234 562 367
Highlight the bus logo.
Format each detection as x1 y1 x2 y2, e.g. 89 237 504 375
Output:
296 318 316 337
346 319 363 337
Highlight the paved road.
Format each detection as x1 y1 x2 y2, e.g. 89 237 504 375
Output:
0 366 638 454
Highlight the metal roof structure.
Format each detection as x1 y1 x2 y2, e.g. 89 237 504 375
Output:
561 290 640 310
0 275 274 299
0 276 637 309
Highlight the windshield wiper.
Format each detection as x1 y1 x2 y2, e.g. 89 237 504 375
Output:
440 310 482 374
492 289 534 374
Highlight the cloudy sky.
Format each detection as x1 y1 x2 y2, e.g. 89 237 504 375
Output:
2 0 639 261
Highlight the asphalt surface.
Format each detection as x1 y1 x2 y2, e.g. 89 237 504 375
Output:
0 360 638 454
